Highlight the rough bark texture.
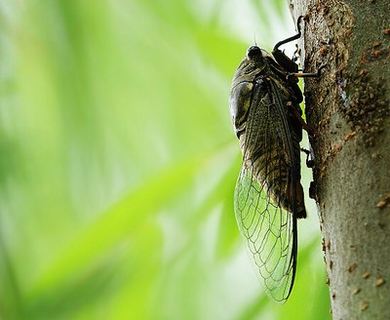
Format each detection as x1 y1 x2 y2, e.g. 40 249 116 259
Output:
289 0 390 319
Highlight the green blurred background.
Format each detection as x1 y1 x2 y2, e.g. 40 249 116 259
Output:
0 0 330 319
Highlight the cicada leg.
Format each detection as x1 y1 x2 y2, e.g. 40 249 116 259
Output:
273 16 304 51
286 101 314 136
300 148 314 168
287 65 327 79
292 44 301 63
272 16 304 73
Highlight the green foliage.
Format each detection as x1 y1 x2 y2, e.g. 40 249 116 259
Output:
0 0 330 319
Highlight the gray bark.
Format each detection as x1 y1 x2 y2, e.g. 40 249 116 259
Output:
289 0 390 319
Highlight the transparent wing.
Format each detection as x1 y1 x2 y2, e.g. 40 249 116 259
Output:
234 163 297 303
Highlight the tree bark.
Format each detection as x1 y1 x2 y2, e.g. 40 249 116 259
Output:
289 0 390 319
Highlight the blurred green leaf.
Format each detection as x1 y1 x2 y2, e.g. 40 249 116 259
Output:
0 0 330 319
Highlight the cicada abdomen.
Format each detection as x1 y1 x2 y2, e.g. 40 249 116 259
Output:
229 20 318 302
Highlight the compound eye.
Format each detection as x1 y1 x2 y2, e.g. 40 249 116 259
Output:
247 46 262 60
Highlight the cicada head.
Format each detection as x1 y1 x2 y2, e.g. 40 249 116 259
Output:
231 46 273 86
230 46 272 138
246 46 263 61
246 46 263 60
246 46 274 66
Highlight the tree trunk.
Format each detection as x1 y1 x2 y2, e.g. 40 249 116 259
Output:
289 0 390 319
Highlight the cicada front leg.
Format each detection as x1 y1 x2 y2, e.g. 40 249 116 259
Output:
273 16 304 51
272 16 305 73
287 64 327 79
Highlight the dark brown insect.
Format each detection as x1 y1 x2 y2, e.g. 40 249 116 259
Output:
229 17 322 302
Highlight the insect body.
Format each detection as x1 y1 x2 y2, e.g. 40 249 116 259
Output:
229 18 319 302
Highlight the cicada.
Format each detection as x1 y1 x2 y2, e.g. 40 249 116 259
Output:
229 17 321 302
